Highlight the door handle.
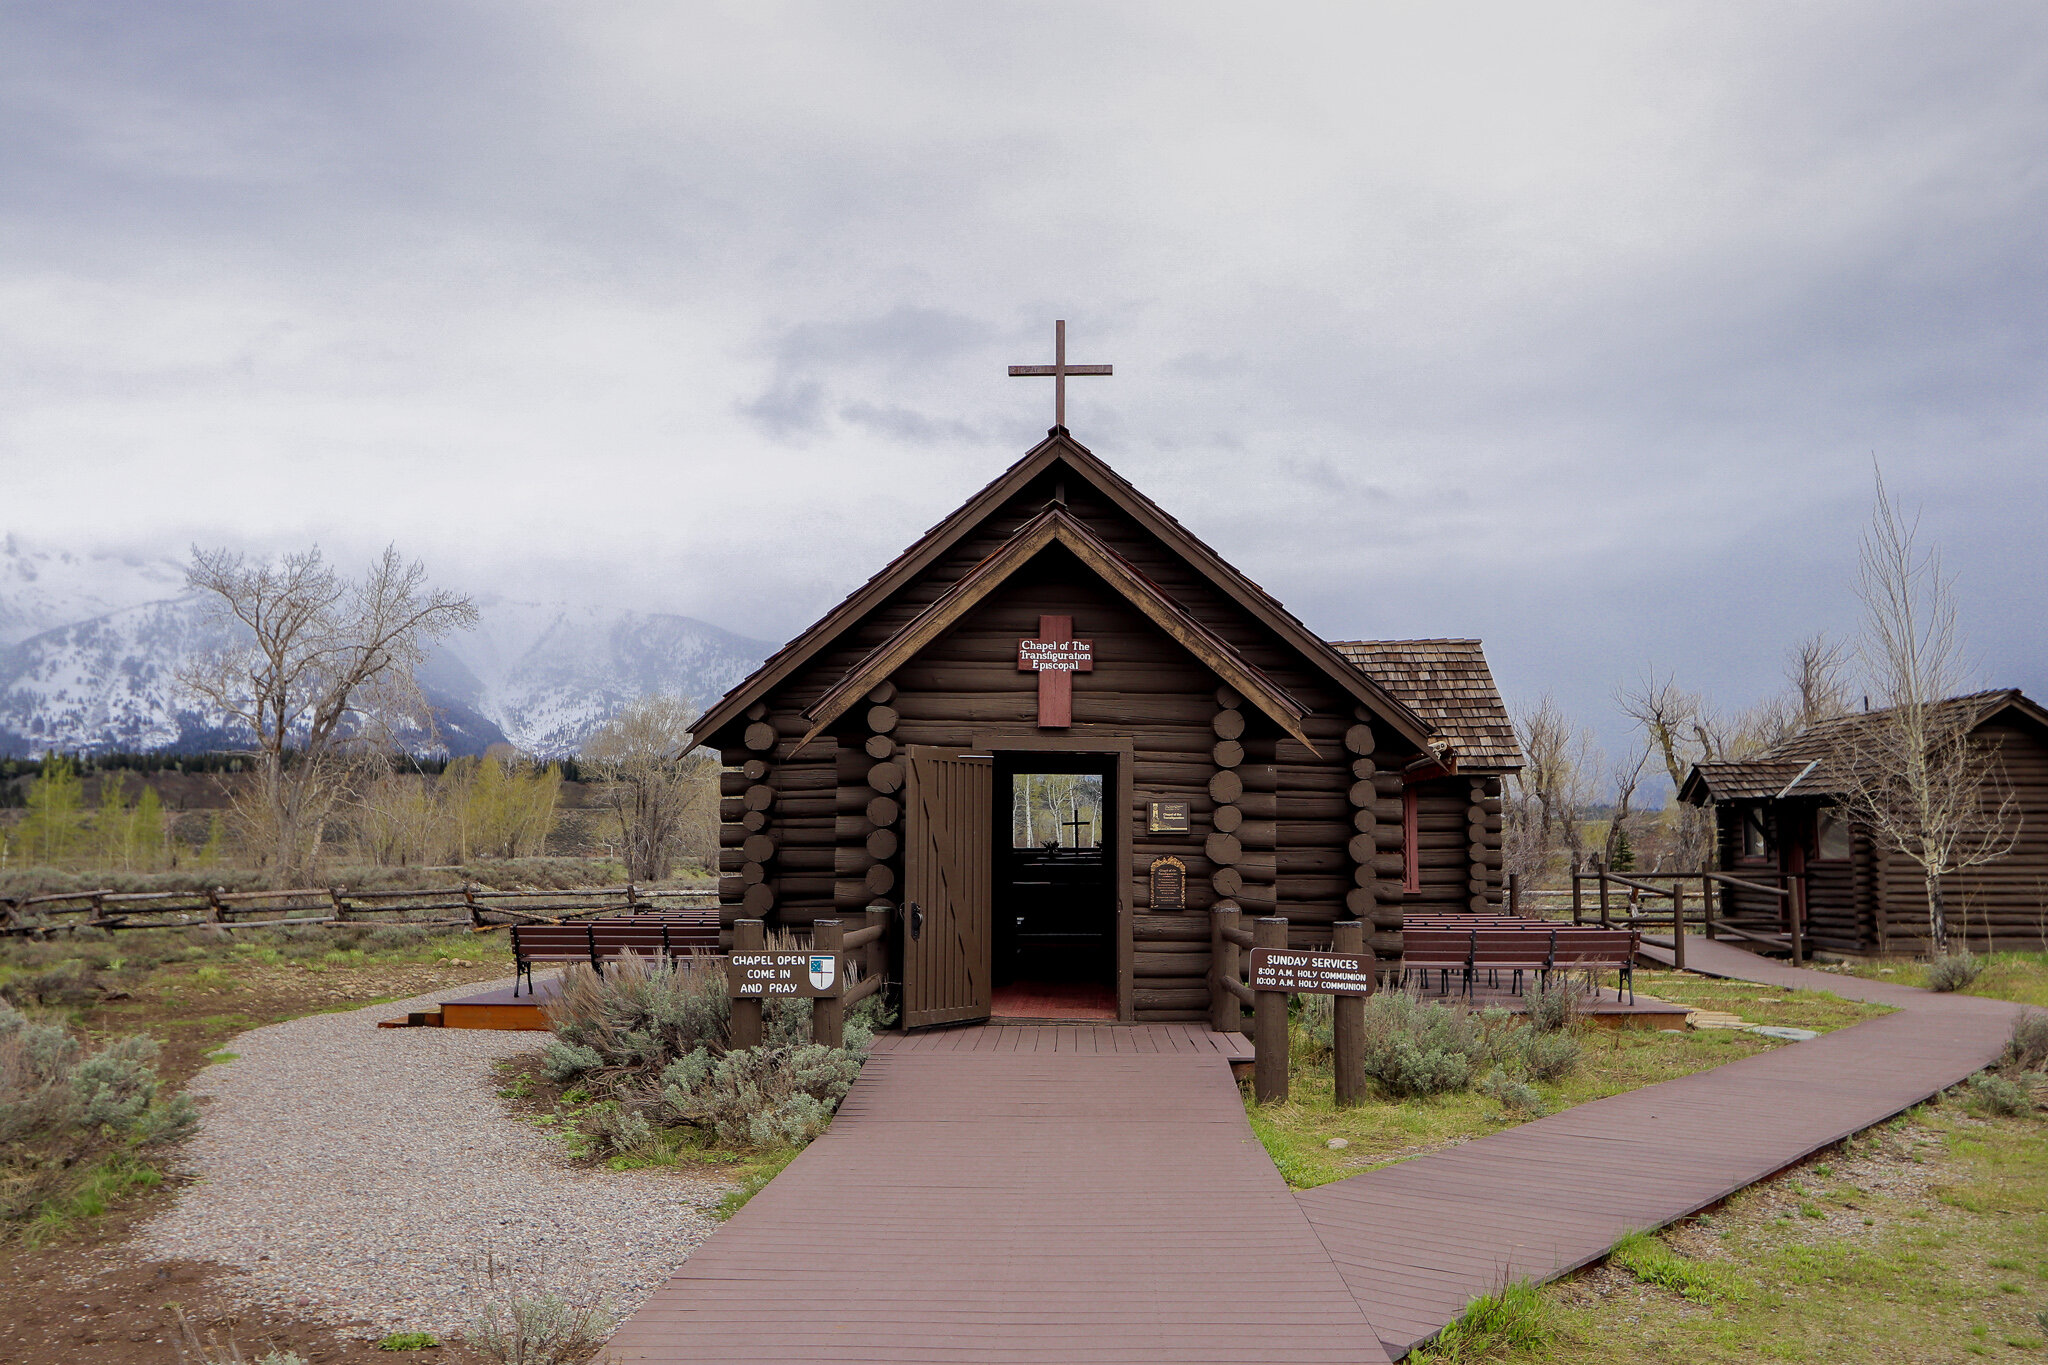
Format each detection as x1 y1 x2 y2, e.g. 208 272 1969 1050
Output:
909 903 923 940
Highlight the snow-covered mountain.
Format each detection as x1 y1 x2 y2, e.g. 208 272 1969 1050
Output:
0 546 775 757
0 536 188 647
432 598 773 756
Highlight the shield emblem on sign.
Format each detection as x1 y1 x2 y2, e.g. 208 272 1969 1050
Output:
808 954 835 991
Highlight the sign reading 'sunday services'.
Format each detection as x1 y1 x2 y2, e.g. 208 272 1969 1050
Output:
727 952 843 998
1247 949 1376 997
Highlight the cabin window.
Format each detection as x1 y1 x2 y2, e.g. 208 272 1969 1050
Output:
1402 786 1421 893
1740 807 1769 859
1814 808 1852 861
1011 772 1102 849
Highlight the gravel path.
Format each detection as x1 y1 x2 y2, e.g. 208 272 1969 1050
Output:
133 977 730 1339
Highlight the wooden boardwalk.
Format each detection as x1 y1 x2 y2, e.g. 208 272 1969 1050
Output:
602 943 2021 1362
1299 938 2022 1358
603 1026 1387 1364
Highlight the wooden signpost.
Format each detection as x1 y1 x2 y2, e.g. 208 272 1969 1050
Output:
1214 910 1374 1106
726 951 843 999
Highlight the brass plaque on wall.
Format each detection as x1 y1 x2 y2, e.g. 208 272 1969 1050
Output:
1147 800 1190 833
1148 855 1187 911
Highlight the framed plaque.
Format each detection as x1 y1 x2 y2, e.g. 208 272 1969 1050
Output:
1148 855 1187 911
1147 800 1190 834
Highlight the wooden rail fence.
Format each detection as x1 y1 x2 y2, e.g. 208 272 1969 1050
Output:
0 883 718 937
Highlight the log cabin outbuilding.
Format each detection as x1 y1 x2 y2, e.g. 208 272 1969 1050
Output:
689 430 1522 1027
1680 689 2048 956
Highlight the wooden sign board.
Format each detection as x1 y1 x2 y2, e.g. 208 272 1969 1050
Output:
1148 855 1187 911
1247 948 1376 996
1147 799 1190 833
728 951 843 998
1016 638 1094 672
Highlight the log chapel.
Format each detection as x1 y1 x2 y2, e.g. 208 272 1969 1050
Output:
690 429 1523 1027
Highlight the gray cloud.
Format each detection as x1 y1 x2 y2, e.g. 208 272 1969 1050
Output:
3 1 2045 781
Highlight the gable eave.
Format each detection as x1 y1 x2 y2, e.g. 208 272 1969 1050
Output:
692 427 1436 754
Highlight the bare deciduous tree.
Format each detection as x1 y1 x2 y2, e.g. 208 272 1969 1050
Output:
1510 695 1599 878
582 696 718 881
179 545 478 886
1836 469 2019 954
1603 744 1650 871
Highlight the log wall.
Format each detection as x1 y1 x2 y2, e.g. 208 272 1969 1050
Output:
707 462 1516 1015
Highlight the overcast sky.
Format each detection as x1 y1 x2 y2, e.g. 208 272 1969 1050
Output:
4 2 2044 781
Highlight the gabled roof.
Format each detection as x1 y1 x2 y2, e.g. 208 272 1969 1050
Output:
1328 639 1523 773
1680 689 2048 804
691 429 1437 752
795 505 1316 753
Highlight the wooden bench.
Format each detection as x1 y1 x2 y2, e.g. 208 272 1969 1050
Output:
1400 927 1475 997
511 915 720 996
1549 927 1638 1003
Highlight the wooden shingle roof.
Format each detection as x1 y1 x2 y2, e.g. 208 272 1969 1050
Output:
1327 639 1523 773
1681 689 2048 804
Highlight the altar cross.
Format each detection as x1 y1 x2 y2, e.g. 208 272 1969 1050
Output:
1008 320 1111 428
1016 614 1093 728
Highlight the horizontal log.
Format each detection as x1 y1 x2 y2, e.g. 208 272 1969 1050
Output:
742 833 776 863
1275 848 1347 875
1136 760 1220 788
868 795 901 827
1206 833 1242 866
867 704 899 733
1136 986 1214 1011
1136 951 1211 976
1212 803 1242 833
1230 819 1278 848
867 828 899 860
720 770 750 797
1210 771 1243 804
1134 914 1210 942
1213 709 1245 740
1345 724 1376 756
1212 739 1244 768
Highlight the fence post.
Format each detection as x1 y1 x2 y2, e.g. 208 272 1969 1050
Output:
329 886 349 923
812 919 844 1047
1671 884 1687 971
1253 916 1288 1105
1332 920 1369 1107
1507 873 1521 917
1571 872 1583 925
1701 872 1715 941
1210 904 1242 1034
731 919 765 1049
1789 878 1806 966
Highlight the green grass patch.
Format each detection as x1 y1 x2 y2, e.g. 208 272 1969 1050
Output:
1609 1229 1748 1302
709 1147 800 1221
375 1331 439 1351
1441 1104 2048 1363
1632 970 1894 1032
1414 1280 1552 1362
21 1152 164 1246
1837 951 2048 1008
203 1049 239 1064
1245 1001 1883 1189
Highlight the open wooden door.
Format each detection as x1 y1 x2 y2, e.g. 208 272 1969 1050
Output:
901 746 993 1029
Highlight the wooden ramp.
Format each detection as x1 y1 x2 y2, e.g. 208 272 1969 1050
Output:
1300 939 2023 1359
603 1025 1387 1364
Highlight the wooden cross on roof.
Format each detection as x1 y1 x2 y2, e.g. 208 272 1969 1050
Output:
1008 320 1111 429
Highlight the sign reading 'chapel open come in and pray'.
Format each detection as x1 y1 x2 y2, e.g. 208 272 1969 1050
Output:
1017 613 1094 727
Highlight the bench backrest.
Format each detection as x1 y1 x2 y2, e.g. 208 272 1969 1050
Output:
1401 928 1474 965
1468 929 1554 967
1549 929 1636 966
511 924 597 962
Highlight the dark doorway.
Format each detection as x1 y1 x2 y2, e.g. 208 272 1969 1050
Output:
991 752 1118 1020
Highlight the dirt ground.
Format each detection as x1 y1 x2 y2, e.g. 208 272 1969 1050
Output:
0 1196 497 1365
3 946 521 1363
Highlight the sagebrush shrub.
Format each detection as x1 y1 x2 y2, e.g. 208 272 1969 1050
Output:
1515 1029 1581 1082
1925 952 1983 992
1967 1072 2032 1117
1480 1067 1547 1118
2005 1010 2048 1072
1521 979 1581 1033
467 1293 609 1365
